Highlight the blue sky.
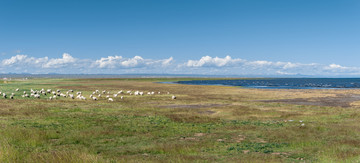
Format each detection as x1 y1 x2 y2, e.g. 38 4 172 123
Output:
1 0 360 76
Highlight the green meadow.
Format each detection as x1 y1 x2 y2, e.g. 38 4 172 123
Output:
0 78 360 162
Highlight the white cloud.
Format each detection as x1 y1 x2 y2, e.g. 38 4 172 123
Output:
2 54 49 66
1 54 360 77
94 55 173 69
325 64 346 70
121 56 144 67
43 53 76 68
183 55 360 76
186 55 243 67
95 55 123 68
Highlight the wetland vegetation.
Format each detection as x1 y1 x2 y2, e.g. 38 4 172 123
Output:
0 78 360 162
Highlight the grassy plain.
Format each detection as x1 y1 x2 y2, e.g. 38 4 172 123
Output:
0 78 360 162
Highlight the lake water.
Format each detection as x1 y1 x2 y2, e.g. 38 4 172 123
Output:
176 78 360 89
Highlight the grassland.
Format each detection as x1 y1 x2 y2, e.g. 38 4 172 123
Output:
1 78 360 162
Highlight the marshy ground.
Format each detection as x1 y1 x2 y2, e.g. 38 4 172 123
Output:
1 78 360 162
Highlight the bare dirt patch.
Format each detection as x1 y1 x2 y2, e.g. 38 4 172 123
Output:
160 104 227 109
259 94 360 107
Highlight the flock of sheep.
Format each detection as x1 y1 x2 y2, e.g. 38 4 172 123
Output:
2 88 177 101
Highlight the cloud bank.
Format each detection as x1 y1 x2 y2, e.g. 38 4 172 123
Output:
1 53 359 77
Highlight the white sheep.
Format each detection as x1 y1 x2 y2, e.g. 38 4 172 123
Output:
15 88 19 91
172 95 176 100
92 97 98 100
120 96 123 100
113 94 118 97
108 98 113 102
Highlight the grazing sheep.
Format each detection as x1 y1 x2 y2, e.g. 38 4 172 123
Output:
120 96 123 100
108 98 113 102
69 94 74 99
92 97 98 100
90 94 93 98
126 90 131 94
114 94 118 97
139 92 144 96
118 90 123 94
106 95 110 98
49 97 53 100
47 89 52 93
134 91 139 96
3 93 6 98
95 90 100 94
57 89 60 93
15 88 19 91
102 90 106 94
98 94 101 97
92 91 96 94
172 95 176 100
23 91 26 94
34 94 40 98
25 94 29 97
10 95 14 99
76 92 82 95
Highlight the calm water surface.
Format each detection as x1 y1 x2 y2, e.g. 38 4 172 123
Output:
176 78 360 89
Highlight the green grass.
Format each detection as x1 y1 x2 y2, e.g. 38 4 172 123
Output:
0 78 359 162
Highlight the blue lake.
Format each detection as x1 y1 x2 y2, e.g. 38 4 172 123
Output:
176 78 360 89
